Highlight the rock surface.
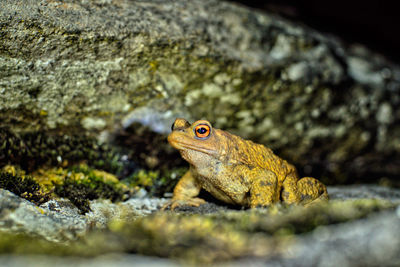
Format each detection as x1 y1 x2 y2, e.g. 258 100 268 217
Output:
1 186 400 265
0 188 167 242
0 0 399 183
0 254 180 267
234 209 400 267
0 189 87 242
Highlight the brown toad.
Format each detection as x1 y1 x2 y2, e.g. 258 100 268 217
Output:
164 118 328 210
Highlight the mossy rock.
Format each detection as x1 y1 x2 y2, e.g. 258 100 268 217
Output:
0 164 135 213
0 166 49 205
104 198 397 263
121 167 187 196
0 185 398 264
53 165 132 214
0 127 130 175
0 0 399 185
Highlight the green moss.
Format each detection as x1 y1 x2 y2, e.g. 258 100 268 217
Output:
123 169 159 188
55 178 119 214
103 198 396 263
0 127 129 175
0 232 69 255
0 198 395 263
0 166 49 205
49 164 133 213
0 231 124 257
122 167 186 196
108 212 253 263
0 163 134 213
155 167 187 195
204 199 397 235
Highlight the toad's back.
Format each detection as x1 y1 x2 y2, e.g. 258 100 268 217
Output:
216 129 295 181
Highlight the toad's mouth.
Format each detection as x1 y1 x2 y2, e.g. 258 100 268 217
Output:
170 141 217 156
168 131 218 156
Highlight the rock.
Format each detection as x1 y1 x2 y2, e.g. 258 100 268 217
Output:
0 189 87 242
85 197 167 228
0 185 400 265
0 188 168 242
327 185 400 201
260 209 400 267
0 254 181 267
0 0 399 183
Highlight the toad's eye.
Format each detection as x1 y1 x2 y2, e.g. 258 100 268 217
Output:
194 124 211 139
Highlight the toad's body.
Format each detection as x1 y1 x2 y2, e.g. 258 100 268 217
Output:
166 118 328 209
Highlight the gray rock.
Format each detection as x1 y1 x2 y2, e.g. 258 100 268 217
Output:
0 189 87 242
229 208 400 267
1 185 400 266
263 208 400 267
0 188 170 242
0 254 181 267
2 185 400 243
328 185 400 202
0 0 399 183
85 197 167 227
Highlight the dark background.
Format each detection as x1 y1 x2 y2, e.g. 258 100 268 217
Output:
230 0 400 64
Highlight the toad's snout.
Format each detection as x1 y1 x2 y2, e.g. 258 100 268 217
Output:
171 118 190 131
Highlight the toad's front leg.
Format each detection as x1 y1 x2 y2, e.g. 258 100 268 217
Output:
161 170 205 210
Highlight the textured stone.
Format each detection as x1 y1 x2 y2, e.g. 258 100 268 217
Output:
0 254 181 267
0 188 167 242
0 0 399 184
0 189 86 242
260 210 400 267
1 185 400 265
327 185 400 201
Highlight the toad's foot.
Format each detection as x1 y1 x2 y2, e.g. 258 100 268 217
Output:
297 177 328 205
161 197 206 211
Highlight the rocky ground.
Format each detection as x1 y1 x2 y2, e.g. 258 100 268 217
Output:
1 185 400 266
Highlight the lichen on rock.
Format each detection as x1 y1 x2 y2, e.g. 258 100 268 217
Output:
1 0 399 184
0 163 135 213
1 181 400 265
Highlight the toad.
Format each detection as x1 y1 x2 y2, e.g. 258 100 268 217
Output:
164 118 328 210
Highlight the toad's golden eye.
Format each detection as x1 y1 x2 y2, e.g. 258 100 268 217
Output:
194 124 211 139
